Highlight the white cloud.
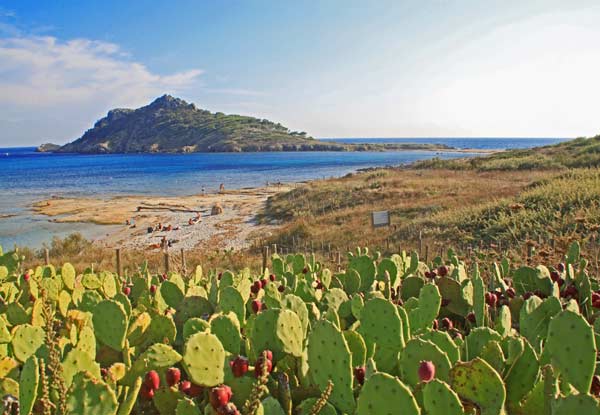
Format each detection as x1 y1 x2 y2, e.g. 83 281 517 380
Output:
0 35 203 145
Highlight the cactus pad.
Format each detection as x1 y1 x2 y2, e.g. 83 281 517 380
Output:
422 379 464 415
66 372 118 415
93 300 128 351
19 356 39 415
11 324 44 362
182 332 225 386
399 338 451 387
356 373 420 415
449 358 506 415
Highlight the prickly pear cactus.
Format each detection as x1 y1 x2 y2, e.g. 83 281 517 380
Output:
552 394 600 415
11 324 45 362
19 356 39 415
66 372 118 415
182 332 225 386
356 372 420 415
409 283 441 333
399 338 451 387
250 308 304 359
449 358 506 415
307 319 355 414
542 310 596 394
422 379 464 415
93 300 128 351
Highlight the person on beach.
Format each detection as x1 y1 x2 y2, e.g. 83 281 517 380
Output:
219 183 225 193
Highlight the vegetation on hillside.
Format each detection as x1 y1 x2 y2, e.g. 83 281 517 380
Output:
57 95 455 154
414 135 600 170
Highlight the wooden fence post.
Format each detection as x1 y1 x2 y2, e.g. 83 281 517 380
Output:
44 248 50 266
262 246 269 273
164 250 170 274
180 248 187 275
116 248 122 276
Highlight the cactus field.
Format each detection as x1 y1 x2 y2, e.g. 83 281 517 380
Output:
1 240 600 414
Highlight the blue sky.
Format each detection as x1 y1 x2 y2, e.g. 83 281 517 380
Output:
1 1 600 146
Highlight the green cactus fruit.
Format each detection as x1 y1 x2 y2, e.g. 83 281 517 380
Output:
307 319 355 413
542 310 596 394
61 262 76 290
182 332 225 386
520 296 561 349
343 330 367 368
127 311 151 346
503 337 539 410
450 358 506 415
464 327 502 361
494 305 512 337
348 255 376 292
552 393 600 415
11 324 44 362
122 343 182 386
418 331 460 364
116 377 142 415
399 338 451 387
400 276 424 301
512 266 553 296
66 372 118 415
210 312 241 355
218 286 246 327
422 379 464 415
62 348 101 387
342 268 361 294
356 372 420 415
19 356 39 415
282 294 309 337
250 308 303 359
436 276 472 316
92 300 128 351
183 318 210 341
409 283 441 333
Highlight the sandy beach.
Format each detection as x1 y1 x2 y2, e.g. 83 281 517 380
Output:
31 186 291 251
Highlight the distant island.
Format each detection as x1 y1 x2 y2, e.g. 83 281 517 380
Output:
36 143 61 152
53 95 455 154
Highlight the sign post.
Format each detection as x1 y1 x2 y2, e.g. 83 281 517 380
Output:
371 210 390 228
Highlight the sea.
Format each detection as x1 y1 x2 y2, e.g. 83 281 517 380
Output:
0 137 567 249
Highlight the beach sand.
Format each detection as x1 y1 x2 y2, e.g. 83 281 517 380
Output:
32 186 291 251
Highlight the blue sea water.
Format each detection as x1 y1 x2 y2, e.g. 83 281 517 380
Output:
0 137 568 248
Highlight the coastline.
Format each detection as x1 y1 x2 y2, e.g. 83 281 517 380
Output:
31 186 291 251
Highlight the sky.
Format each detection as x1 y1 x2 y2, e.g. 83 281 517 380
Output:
1 0 600 146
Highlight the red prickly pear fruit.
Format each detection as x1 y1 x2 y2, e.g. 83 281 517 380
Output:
394 298 403 306
150 284 157 294
452 331 463 340
209 385 233 409
140 383 155 400
262 350 273 362
255 357 273 377
278 285 285 293
466 312 476 324
179 380 191 394
593 292 600 303
23 273 30 282
485 292 497 307
229 356 249 377
506 287 516 298
437 266 448 277
316 280 324 290
441 317 453 331
29 294 36 302
166 367 181 387
550 270 560 282
122 286 131 296
144 370 160 390
593 299 600 309
217 403 241 415
557 278 565 288
523 291 533 300
269 274 276 282
250 284 260 295
260 279 267 288
557 263 565 272
100 367 108 378
354 366 366 385
218 272 223 280
187 383 203 398
432 319 439 330
302 267 308 274
418 361 436 383
591 375 600 396
441 299 451 307
251 300 262 314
